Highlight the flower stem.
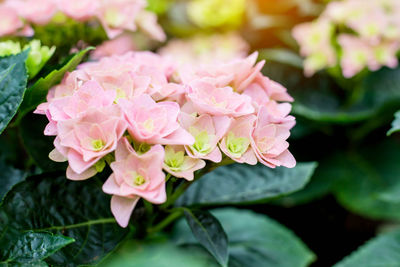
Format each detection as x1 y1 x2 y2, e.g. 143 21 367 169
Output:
147 209 183 233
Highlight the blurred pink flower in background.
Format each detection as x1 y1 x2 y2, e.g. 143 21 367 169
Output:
293 0 400 77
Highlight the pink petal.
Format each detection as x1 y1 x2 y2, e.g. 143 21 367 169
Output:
111 195 140 228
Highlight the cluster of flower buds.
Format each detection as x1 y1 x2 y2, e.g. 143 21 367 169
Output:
293 0 400 78
35 51 296 227
0 0 165 41
0 40 55 78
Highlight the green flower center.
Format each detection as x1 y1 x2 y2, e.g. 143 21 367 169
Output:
226 132 250 158
190 127 212 154
92 139 105 151
131 171 146 186
165 147 185 172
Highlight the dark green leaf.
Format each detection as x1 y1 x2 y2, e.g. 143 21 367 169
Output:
19 113 66 172
333 230 400 267
173 208 315 267
177 162 317 206
0 160 27 202
184 209 228 267
263 62 400 124
271 158 340 207
99 238 219 267
331 139 400 220
388 110 400 136
0 173 128 266
0 51 29 134
18 47 93 118
1 232 73 265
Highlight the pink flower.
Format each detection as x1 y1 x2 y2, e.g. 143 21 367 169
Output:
292 19 337 76
179 52 264 93
102 138 166 227
251 106 296 168
158 32 249 66
219 115 258 165
96 0 146 39
10 0 58 25
292 19 335 57
163 145 206 181
48 80 116 123
338 34 371 78
368 41 400 71
119 94 194 145
59 0 99 21
180 112 231 163
263 101 296 130
0 6 23 36
243 75 293 109
54 105 127 180
187 80 254 117
135 10 166 42
91 34 137 60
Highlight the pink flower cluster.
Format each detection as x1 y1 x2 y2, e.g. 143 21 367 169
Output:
35 51 296 227
158 32 249 66
293 0 400 78
0 0 165 41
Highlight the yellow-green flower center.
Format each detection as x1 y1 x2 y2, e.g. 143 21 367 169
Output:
131 171 146 186
226 132 249 158
91 139 105 151
164 146 186 172
143 119 155 133
190 127 212 154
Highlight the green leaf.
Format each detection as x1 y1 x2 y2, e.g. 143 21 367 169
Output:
19 113 66 172
331 139 400 220
0 173 128 266
99 238 219 267
333 230 400 267
173 208 315 267
177 162 317 206
271 157 341 207
18 47 93 119
263 62 400 124
0 160 27 202
0 51 28 134
387 110 400 136
259 48 303 69
1 232 74 265
184 209 228 267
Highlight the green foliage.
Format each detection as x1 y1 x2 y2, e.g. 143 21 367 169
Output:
387 110 400 136
100 238 219 267
173 208 315 267
0 51 29 134
184 209 228 267
0 160 27 202
259 48 303 69
262 62 400 125
333 230 400 267
176 162 317 206
328 139 400 220
0 232 74 266
0 173 128 266
18 47 93 120
20 113 66 172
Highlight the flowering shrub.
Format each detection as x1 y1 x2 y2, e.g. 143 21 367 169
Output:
3 1 400 266
293 0 400 77
34 50 296 227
